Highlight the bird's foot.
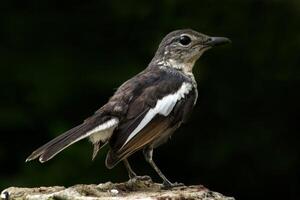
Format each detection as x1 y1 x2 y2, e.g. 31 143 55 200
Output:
162 181 185 189
130 175 152 181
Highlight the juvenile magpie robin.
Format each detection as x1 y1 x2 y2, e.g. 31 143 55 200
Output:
26 29 230 187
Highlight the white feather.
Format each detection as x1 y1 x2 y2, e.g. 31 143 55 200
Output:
121 82 192 148
89 118 119 144
88 118 119 139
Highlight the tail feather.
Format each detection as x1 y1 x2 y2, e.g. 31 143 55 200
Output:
38 124 91 162
26 117 119 163
26 123 88 162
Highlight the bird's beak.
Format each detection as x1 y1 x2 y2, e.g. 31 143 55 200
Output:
204 37 231 47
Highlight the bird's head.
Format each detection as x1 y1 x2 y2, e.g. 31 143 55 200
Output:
151 29 231 73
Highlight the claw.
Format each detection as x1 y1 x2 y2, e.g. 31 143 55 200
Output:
132 175 152 181
162 181 185 189
129 175 153 182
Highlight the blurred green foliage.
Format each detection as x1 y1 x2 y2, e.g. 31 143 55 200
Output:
0 1 299 200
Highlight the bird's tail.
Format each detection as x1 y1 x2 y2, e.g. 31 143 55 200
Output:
26 123 92 163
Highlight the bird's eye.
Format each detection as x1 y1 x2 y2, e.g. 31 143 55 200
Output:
179 35 191 46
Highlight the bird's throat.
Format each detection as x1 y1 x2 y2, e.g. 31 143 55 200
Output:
167 59 195 74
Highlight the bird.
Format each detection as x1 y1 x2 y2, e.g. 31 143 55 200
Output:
26 29 230 188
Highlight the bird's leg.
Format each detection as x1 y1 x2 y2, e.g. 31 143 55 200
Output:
143 147 184 188
123 158 152 181
123 158 137 179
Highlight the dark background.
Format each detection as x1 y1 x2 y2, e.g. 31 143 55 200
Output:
0 0 299 199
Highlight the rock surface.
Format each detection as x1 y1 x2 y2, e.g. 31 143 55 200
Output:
1 178 235 200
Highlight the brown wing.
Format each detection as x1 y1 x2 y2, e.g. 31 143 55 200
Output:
107 69 188 149
105 85 197 169
105 115 171 168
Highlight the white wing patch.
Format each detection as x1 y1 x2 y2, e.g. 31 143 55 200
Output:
121 82 192 148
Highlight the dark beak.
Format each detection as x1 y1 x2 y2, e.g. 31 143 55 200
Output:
204 37 231 47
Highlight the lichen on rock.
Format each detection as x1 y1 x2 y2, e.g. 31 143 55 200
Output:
1 178 235 200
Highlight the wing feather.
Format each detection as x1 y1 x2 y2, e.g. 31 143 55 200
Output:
106 115 171 168
106 80 195 168
121 82 192 147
